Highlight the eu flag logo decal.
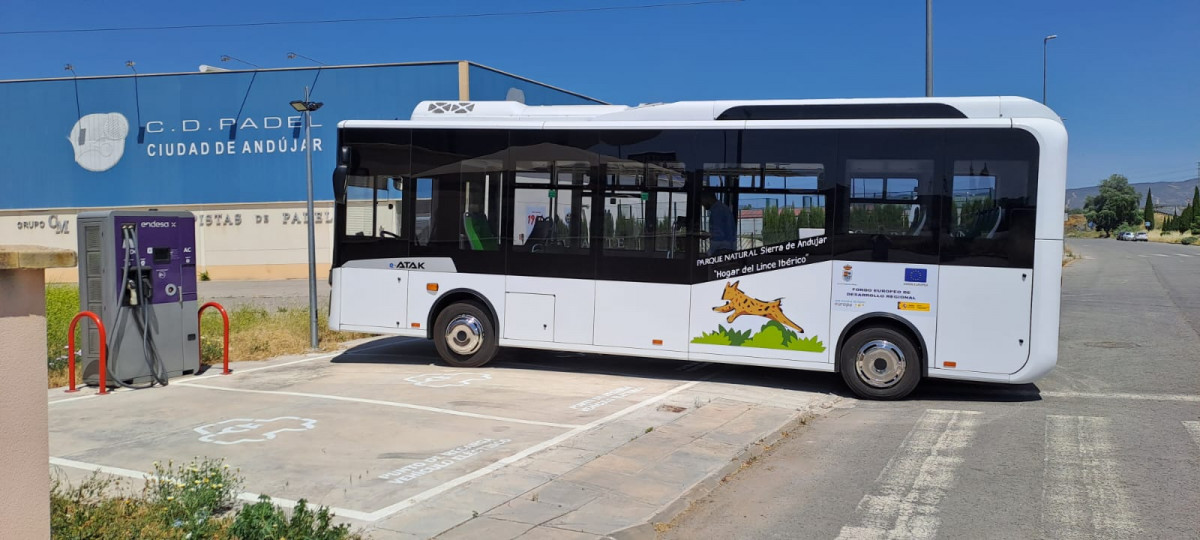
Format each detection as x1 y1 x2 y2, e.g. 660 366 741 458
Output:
904 268 927 283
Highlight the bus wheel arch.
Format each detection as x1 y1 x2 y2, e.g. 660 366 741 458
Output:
835 314 926 400
429 290 500 368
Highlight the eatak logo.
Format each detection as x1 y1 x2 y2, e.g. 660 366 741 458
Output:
68 113 129 172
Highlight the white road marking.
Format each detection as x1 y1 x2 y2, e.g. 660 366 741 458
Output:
48 393 102 405
48 353 340 403
1154 254 1169 257
49 456 374 521
1041 390 1200 402
188 352 340 381
356 379 702 522
1176 253 1190 257
1041 415 1139 539
835 409 982 540
1184 421 1200 447
1138 254 1149 258
172 382 582 429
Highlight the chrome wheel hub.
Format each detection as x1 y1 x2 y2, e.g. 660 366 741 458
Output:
445 315 484 355
855 340 905 388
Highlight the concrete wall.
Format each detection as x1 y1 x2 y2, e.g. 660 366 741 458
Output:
0 202 336 282
0 245 74 539
0 268 49 538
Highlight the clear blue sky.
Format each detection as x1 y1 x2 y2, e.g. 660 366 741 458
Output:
1 0 1197 189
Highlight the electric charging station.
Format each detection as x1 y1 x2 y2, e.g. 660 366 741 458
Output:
77 210 200 387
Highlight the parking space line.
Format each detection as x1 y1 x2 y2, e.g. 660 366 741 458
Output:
188 352 341 382
835 409 981 540
48 393 101 406
1176 253 1190 257
358 379 703 522
1041 415 1138 539
47 354 341 403
49 456 374 521
172 382 584 429
1154 254 1169 257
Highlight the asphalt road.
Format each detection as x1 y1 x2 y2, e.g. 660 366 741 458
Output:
664 238 1200 540
196 278 330 311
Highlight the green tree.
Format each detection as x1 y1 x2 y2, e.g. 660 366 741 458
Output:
1178 202 1194 233
1192 187 1200 229
1083 174 1140 236
1143 188 1155 230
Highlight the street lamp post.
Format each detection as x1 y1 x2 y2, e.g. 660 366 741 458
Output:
290 89 323 350
925 0 933 97
1043 35 1058 104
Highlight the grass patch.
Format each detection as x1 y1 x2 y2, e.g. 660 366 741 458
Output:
46 284 82 388
45 285 370 388
52 458 364 539
197 305 369 365
692 321 826 352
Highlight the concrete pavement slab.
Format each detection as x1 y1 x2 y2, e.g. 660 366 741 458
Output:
47 337 841 539
516 525 601 540
437 516 534 540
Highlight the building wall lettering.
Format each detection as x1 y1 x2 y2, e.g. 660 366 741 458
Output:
144 116 321 134
196 211 332 227
14 215 70 235
146 138 322 158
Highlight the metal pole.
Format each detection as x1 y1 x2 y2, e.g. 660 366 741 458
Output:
1043 40 1047 104
925 0 933 97
303 86 319 349
1043 35 1057 104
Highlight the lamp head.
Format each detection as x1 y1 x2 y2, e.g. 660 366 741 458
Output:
287 52 298 59
220 55 231 62
290 100 324 112
1045 34 1058 42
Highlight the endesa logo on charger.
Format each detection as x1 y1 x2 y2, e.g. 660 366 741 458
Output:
904 268 928 283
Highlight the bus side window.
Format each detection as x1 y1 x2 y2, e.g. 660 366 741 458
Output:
414 178 433 245
703 163 826 255
601 160 688 259
512 160 590 254
344 175 375 237
378 177 404 239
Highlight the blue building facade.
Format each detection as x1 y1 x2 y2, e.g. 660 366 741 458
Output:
0 61 601 211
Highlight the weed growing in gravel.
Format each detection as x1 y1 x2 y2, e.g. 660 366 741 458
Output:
51 457 366 539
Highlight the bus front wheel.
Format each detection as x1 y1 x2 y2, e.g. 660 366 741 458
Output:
433 301 498 368
839 326 920 400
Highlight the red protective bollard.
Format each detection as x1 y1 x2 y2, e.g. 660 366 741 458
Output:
67 311 107 394
198 302 231 375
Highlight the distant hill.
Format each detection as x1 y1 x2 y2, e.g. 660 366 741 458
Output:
1065 177 1199 212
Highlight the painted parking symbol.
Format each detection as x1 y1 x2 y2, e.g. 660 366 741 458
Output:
194 417 317 445
405 372 492 388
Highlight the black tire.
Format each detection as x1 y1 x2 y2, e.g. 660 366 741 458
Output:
839 326 921 400
432 301 498 368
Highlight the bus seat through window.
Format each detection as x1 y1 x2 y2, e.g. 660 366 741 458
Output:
527 217 554 252
464 212 499 251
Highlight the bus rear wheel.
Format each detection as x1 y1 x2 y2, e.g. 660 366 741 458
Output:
839 326 920 400
433 301 498 368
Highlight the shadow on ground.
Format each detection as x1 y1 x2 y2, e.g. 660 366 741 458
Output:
332 337 1042 404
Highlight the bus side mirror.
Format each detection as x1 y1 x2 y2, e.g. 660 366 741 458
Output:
339 145 357 170
333 165 348 204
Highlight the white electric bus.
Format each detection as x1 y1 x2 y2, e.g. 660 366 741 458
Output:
328 97 1066 399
